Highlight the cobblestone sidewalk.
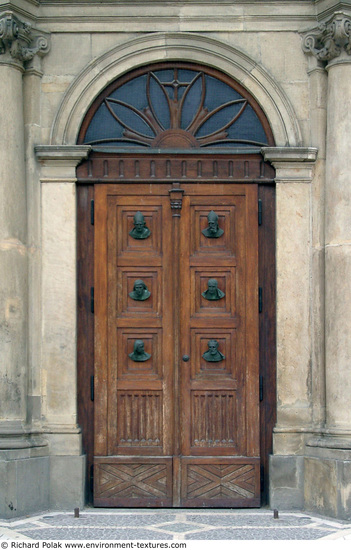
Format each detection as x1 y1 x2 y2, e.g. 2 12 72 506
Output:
1 509 351 541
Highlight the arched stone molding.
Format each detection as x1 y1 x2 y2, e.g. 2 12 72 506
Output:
50 32 302 147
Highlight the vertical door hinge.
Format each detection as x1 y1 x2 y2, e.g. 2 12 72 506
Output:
258 199 263 226
260 464 264 492
90 287 94 314
90 464 94 494
259 375 264 402
259 287 263 313
90 199 94 225
90 375 94 402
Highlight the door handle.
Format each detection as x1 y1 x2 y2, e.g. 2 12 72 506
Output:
182 355 190 362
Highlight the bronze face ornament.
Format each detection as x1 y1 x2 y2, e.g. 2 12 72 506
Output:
128 339 151 362
129 211 151 239
202 278 225 301
202 210 224 238
129 279 151 301
202 339 225 362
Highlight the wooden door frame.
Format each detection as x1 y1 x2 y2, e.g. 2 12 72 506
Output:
77 150 276 505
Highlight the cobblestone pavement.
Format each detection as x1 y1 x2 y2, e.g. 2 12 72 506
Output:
1 509 351 541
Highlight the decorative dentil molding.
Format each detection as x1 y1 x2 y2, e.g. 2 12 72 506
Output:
0 11 50 65
302 11 351 61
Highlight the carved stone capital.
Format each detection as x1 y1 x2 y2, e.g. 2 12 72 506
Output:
0 11 50 67
302 11 351 62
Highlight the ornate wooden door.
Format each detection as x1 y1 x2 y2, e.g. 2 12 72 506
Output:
93 179 260 507
77 62 276 508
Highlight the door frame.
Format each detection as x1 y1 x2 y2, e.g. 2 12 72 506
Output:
77 150 276 505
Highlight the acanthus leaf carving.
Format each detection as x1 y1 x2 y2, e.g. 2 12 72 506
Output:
302 11 351 62
0 11 50 66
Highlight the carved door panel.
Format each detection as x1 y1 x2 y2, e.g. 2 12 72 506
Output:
179 185 260 506
94 186 174 507
93 182 259 508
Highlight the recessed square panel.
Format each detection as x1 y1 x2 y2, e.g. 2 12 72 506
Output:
191 268 236 318
190 205 236 257
116 205 162 257
190 329 237 380
117 328 162 380
117 268 162 318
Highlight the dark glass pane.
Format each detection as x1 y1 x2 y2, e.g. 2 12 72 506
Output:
204 75 243 110
178 69 200 83
84 102 124 144
105 101 154 137
227 105 268 144
181 74 203 129
196 102 247 138
149 75 171 129
110 75 148 110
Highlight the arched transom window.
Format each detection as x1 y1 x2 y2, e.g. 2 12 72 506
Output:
78 63 274 149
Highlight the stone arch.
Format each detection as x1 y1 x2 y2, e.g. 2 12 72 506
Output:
50 32 302 147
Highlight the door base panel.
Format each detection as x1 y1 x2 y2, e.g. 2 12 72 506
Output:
180 457 260 508
94 456 260 508
94 457 173 507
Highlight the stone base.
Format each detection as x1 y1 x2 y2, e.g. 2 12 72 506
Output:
50 454 86 510
0 451 86 518
270 452 351 520
304 455 351 520
269 455 304 510
0 452 50 519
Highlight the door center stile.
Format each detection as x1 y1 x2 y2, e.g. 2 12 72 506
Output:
168 182 185 507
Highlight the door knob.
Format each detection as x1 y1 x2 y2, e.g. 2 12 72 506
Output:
182 355 190 362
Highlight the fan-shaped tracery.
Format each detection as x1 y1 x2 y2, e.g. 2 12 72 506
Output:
79 63 274 149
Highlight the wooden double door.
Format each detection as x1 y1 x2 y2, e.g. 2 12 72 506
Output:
93 179 260 508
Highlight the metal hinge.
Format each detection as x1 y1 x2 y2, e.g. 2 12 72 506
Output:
258 199 262 226
90 287 94 314
259 287 263 313
259 375 264 402
90 199 94 225
90 375 94 402
90 464 94 494
260 464 264 492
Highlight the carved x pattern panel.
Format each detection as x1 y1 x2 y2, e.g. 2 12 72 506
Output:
184 463 256 501
95 462 171 500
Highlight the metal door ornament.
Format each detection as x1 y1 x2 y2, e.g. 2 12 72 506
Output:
202 339 225 362
129 340 151 362
202 210 224 238
129 211 151 239
202 278 225 301
129 279 151 301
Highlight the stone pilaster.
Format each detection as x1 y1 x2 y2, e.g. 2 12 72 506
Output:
324 55 351 442
301 11 351 519
24 59 47 433
262 147 318 450
303 11 351 443
305 55 328 430
35 146 90 455
0 11 49 447
34 146 90 514
262 147 318 510
0 11 51 519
